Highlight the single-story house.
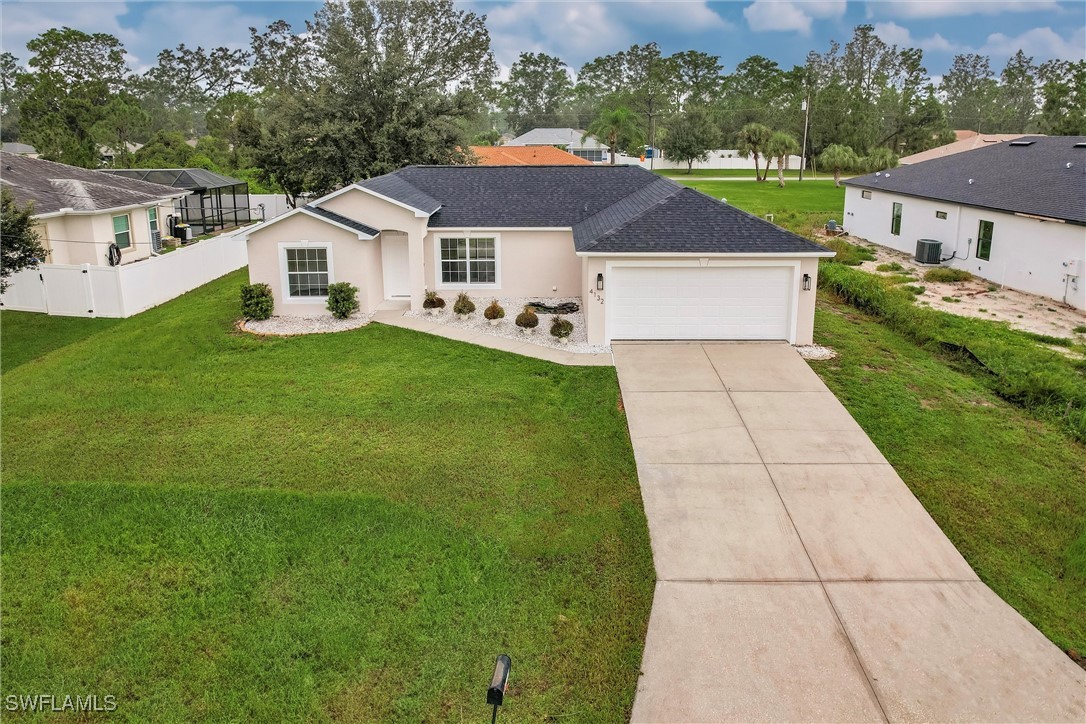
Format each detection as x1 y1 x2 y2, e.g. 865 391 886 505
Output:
843 136 1086 310
505 128 610 163
103 168 252 235
1 151 188 266
2 142 39 158
242 165 834 345
898 133 1033 165
469 145 592 166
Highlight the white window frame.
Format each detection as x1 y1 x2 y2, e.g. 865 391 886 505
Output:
148 207 160 235
278 241 335 303
112 213 132 249
434 233 501 290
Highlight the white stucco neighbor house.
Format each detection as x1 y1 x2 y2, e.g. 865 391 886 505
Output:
1 151 188 266
242 165 835 346
505 128 611 163
843 136 1086 311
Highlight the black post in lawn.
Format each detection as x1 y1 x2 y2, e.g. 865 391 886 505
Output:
487 654 511 723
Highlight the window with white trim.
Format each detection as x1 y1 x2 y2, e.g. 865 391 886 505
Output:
148 207 159 235
285 247 330 297
440 237 495 285
112 214 131 249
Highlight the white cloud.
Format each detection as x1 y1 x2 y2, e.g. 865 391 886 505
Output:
869 1 1060 19
981 26 1086 61
872 21 961 52
743 0 846 35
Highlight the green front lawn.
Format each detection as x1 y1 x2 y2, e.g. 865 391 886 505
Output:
0 270 654 721
812 291 1086 659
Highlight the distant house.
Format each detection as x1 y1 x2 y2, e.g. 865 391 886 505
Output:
103 168 252 235
1 151 188 266
99 142 144 167
2 142 39 158
843 136 1085 310
505 128 610 163
899 134 1036 165
469 145 592 166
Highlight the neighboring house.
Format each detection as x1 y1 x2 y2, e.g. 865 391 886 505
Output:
1 151 188 266
103 168 252 235
469 145 592 166
100 142 144 167
505 128 610 163
843 136 1086 310
2 142 39 158
243 165 833 345
899 134 1033 165
612 148 804 171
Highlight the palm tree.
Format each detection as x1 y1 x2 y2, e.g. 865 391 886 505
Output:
861 147 899 173
818 144 860 187
764 131 800 187
584 107 642 165
735 123 773 181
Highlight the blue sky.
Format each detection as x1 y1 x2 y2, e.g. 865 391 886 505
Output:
2 1 1084 80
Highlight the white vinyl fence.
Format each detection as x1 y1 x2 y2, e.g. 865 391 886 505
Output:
0 231 247 318
249 194 294 220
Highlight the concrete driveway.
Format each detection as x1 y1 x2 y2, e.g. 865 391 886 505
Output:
614 342 1085 723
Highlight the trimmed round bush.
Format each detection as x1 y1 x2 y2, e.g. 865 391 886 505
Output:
483 299 505 320
326 282 360 319
240 283 274 320
423 290 446 309
453 292 476 316
550 315 573 339
515 306 539 329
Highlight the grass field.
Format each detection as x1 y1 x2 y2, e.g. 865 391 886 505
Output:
656 168 835 179
0 270 654 721
670 178 845 239
811 291 1086 659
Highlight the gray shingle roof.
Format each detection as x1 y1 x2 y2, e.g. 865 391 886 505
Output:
328 165 831 255
304 205 378 237
1 152 184 215
506 128 607 150
102 167 245 191
844 135 1086 224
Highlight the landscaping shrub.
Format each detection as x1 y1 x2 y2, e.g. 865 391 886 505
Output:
240 283 274 320
818 262 1086 442
483 300 505 320
422 290 445 310
515 306 539 330
453 293 476 316
876 262 903 272
821 238 876 266
901 285 926 296
924 267 972 283
941 296 961 303
550 316 573 339
326 282 360 319
1074 325 1086 335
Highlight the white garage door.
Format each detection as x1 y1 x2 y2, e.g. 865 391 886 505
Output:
609 265 794 341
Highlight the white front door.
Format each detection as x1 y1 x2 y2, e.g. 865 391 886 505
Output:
381 234 411 298
609 265 795 342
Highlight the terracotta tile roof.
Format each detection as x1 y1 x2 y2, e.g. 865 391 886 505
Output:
469 145 592 166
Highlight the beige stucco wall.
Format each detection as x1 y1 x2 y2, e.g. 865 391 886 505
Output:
580 255 822 346
246 211 383 317
38 204 170 267
423 229 580 301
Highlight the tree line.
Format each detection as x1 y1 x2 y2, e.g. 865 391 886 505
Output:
1 0 1083 203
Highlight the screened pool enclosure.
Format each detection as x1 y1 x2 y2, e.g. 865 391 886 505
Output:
104 168 251 236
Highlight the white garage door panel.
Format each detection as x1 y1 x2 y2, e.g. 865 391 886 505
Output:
610 266 793 340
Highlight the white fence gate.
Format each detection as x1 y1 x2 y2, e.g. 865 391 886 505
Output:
0 232 247 318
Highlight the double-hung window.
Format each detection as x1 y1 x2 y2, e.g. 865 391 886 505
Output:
890 202 903 236
285 247 330 297
976 220 994 261
440 237 496 285
148 208 159 236
112 214 131 249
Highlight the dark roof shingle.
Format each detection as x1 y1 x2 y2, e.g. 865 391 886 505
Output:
844 135 1086 224
304 205 378 237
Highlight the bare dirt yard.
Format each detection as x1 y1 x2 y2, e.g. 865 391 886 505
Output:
841 237 1086 340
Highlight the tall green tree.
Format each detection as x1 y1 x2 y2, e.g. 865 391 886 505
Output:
1037 60 1086 135
661 106 717 173
764 131 800 187
736 122 773 181
997 50 1038 132
1 52 28 141
941 54 998 132
818 144 859 186
92 93 149 166
1 188 48 294
584 106 642 165
500 52 573 135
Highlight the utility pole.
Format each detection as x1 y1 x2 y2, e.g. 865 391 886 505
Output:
799 93 810 182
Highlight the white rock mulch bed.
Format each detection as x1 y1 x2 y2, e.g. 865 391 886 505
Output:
795 344 837 361
241 313 370 336
406 296 610 354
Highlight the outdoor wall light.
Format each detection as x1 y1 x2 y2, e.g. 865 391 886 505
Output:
596 273 604 291
802 273 812 291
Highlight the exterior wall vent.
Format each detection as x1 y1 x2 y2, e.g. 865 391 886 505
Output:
915 239 942 265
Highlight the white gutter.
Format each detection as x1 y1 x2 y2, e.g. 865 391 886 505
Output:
32 195 189 221
575 250 837 258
